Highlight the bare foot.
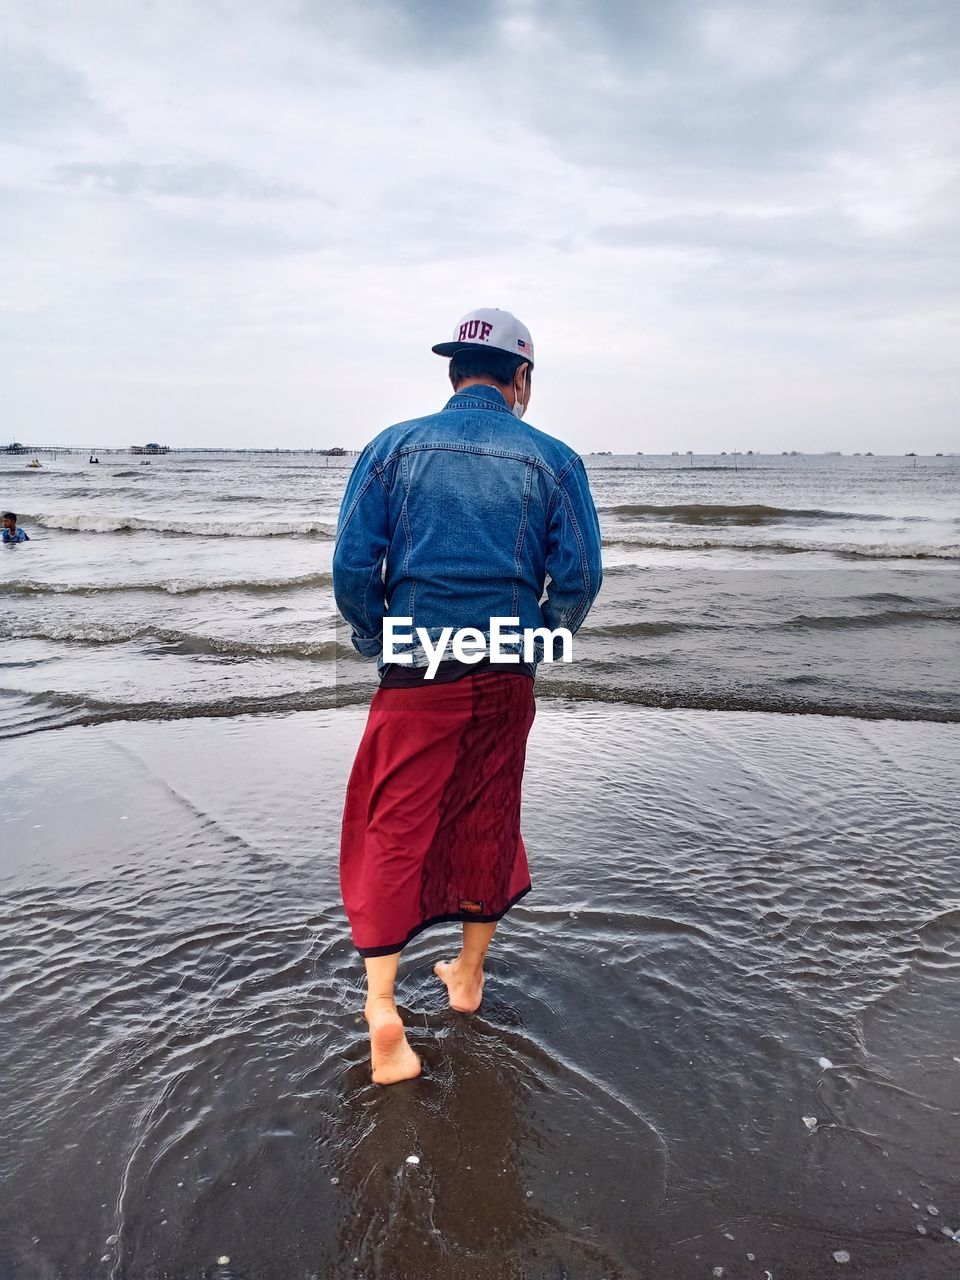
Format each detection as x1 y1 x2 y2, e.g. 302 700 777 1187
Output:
364 999 421 1085
433 957 485 1013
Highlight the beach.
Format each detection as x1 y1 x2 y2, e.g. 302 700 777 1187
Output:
3 704 960 1278
2 452 960 1278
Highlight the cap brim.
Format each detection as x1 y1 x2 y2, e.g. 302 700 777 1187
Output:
431 341 533 364
431 341 484 357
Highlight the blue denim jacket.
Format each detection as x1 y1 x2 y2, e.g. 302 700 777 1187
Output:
332 384 603 666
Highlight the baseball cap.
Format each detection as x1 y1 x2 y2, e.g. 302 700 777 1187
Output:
432 308 534 367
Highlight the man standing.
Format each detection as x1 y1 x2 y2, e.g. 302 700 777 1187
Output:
333 308 603 1084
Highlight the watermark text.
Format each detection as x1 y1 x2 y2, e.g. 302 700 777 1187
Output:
383 617 573 678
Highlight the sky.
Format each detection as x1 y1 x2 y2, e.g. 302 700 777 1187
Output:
2 0 958 454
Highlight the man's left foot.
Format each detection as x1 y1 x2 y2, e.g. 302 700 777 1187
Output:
433 957 484 1013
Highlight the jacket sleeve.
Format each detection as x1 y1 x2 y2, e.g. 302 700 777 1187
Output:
332 445 390 657
541 456 603 638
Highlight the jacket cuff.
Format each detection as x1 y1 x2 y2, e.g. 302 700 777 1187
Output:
351 633 382 658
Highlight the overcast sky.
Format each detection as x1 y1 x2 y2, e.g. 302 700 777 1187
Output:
3 0 958 454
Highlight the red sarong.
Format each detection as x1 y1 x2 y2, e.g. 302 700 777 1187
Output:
340 670 536 956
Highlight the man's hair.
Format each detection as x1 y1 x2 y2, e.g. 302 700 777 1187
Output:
2 512 15 522
449 348 531 388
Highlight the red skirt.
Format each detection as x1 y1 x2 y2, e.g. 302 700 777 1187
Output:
340 670 536 957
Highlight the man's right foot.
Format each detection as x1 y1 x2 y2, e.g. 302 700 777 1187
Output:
364 1000 422 1085
433 957 484 1013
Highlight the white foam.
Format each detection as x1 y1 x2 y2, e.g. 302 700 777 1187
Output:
603 532 960 561
29 512 336 538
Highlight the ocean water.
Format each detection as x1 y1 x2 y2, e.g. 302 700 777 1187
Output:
2 449 960 1279
1 451 958 735
2 705 959 1278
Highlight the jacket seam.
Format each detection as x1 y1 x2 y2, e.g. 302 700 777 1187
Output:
513 462 532 597
378 440 565 483
335 445 389 636
399 451 413 576
334 445 388 549
555 454 581 486
558 472 592 632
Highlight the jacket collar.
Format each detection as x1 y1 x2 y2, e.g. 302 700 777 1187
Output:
443 383 511 413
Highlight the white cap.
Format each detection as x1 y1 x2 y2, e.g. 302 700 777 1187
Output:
432 308 534 367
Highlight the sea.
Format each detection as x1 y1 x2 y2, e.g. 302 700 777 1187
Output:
2 449 959 1279
1 450 958 735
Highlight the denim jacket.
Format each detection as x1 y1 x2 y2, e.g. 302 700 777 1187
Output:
332 384 603 666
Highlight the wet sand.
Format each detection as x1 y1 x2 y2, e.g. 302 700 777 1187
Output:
2 703 960 1279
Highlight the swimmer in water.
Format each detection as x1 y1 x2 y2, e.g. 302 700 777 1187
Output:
2 512 29 544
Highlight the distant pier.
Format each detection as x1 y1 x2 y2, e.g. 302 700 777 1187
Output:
3 443 356 458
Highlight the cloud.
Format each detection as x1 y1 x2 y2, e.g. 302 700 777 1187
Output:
0 0 957 451
52 161 321 201
0 43 113 137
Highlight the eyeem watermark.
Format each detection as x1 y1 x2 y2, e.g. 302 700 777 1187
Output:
383 616 573 679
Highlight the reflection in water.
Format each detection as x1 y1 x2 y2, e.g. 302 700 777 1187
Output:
334 1013 666 1279
334 1020 541 1276
1 704 958 1278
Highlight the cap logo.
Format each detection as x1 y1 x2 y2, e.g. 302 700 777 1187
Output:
458 319 494 342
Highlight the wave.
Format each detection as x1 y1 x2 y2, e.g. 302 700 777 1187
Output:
602 534 960 560
24 512 337 538
66 484 271 503
781 607 960 631
9 607 950 652
0 622 346 661
859 591 917 603
0 685 372 740
0 570 333 597
4 676 957 741
583 620 720 638
602 502 907 525
534 680 960 723
586 609 960 639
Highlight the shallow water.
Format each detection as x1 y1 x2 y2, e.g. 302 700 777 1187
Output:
1 451 958 735
3 704 959 1278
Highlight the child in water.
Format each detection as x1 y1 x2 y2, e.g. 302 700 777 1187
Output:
2 512 29 544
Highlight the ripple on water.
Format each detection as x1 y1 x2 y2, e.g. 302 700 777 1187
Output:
1 704 959 1277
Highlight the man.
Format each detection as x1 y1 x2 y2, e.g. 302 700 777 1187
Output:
333 308 603 1084
2 513 29 544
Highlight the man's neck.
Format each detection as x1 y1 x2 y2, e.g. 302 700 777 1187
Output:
452 378 516 408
